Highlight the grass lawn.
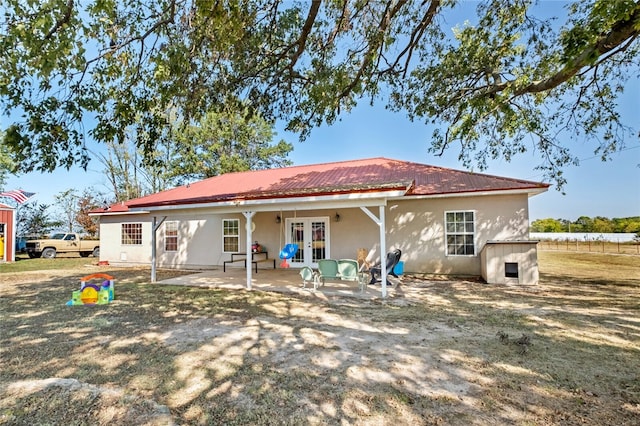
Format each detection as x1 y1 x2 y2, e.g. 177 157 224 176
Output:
0 251 638 425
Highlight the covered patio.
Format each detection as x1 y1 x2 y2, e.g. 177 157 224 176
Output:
157 266 403 300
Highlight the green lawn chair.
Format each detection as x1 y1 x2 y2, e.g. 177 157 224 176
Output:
300 266 319 290
317 259 339 287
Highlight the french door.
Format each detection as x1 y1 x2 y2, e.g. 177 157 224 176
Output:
286 217 329 268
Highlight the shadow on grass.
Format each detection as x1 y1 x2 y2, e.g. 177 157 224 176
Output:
1 266 639 425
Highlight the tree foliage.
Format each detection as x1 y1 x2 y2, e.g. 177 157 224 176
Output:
0 131 15 189
96 107 292 201
1 0 638 189
97 138 147 202
76 188 102 236
16 202 63 237
54 188 79 233
530 218 565 232
167 108 293 184
531 216 640 232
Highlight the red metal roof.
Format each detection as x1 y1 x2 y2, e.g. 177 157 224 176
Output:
94 157 549 212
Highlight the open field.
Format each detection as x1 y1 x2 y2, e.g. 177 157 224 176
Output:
538 240 640 255
1 252 639 425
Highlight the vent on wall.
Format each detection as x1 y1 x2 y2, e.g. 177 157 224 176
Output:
505 262 519 278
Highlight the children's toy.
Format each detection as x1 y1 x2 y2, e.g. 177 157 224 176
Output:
279 243 298 268
251 241 263 253
66 273 115 306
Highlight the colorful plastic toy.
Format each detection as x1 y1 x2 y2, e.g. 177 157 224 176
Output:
279 243 298 268
66 273 115 306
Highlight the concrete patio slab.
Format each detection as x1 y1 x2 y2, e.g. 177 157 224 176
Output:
157 266 401 300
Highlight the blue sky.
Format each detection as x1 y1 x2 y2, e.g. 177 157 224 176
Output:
3 1 640 221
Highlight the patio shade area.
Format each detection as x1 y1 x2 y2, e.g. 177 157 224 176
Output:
157 267 401 300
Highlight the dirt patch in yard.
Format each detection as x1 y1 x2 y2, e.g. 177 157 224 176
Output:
1 252 639 425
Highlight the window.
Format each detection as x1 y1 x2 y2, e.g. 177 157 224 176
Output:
164 221 178 252
223 219 239 252
121 223 142 245
445 211 475 256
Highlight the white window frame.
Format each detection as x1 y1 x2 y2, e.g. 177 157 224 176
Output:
444 210 476 256
164 221 178 252
222 219 240 253
121 223 143 246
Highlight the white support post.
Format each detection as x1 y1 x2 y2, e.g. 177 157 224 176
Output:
243 211 255 290
360 205 388 298
151 216 167 283
379 205 387 298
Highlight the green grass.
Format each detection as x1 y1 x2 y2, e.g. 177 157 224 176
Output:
0 254 93 273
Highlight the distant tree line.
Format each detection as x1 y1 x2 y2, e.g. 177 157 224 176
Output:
531 216 640 233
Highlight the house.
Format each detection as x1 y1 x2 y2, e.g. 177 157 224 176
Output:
91 157 549 294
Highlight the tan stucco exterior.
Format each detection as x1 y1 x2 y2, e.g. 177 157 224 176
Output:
98 191 534 278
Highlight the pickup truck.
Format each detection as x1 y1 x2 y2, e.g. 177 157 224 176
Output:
25 233 100 259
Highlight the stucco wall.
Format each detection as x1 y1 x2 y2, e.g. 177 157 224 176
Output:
99 215 153 266
100 212 245 269
97 192 531 276
384 193 530 275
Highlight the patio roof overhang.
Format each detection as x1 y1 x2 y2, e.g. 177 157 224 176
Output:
127 188 410 214
95 180 412 216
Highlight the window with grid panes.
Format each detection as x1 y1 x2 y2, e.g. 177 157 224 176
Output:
223 219 239 252
445 211 475 255
121 223 142 245
164 221 178 251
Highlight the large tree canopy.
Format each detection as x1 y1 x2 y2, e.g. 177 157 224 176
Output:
1 0 638 188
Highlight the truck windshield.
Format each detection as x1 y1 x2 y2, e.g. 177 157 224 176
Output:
50 233 66 239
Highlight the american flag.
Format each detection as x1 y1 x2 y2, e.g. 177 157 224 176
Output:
0 189 36 204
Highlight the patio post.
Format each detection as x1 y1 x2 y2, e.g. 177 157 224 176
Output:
243 211 255 290
151 216 167 283
360 205 388 298
379 205 387 298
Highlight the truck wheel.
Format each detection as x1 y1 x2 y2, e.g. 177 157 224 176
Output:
92 247 100 257
28 252 40 259
42 248 57 259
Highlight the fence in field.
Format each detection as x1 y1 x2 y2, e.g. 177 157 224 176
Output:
531 232 640 255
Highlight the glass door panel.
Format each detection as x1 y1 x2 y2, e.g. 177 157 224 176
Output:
287 217 329 268
290 221 305 264
311 221 326 263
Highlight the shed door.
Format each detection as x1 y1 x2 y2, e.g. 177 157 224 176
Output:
286 217 329 268
0 223 4 260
